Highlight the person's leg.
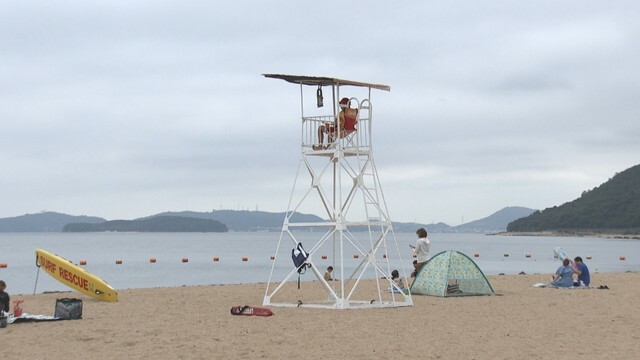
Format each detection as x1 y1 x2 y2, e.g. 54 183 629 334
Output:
327 130 337 148
314 125 325 150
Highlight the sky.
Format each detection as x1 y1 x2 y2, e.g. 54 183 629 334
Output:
1 1 639 225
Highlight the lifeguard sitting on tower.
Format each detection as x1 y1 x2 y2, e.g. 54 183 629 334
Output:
312 97 358 150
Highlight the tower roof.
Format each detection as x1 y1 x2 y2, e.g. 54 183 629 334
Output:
263 74 390 92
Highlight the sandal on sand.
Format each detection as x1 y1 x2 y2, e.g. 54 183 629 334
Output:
597 285 610 289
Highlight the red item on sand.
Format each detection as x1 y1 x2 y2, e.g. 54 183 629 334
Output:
230 305 274 317
13 300 24 317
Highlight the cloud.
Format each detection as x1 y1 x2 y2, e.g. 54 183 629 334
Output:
1 1 639 224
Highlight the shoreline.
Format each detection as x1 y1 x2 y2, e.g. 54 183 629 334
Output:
3 272 640 359
494 230 640 239
12 269 639 297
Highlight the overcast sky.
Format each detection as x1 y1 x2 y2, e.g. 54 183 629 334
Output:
1 1 638 225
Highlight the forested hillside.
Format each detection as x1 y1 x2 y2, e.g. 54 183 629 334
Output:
508 164 640 232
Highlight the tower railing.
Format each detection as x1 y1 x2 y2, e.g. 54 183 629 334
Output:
301 98 372 153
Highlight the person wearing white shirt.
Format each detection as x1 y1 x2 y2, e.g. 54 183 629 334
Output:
410 228 430 275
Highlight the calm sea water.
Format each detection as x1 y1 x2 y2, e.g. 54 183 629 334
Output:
1 232 638 295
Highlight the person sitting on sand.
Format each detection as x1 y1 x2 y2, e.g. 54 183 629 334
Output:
573 256 590 286
324 266 335 281
0 280 9 314
391 270 405 290
410 260 419 278
549 259 574 288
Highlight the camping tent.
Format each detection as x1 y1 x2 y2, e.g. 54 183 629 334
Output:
410 250 494 297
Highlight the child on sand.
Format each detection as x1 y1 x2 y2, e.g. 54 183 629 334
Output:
323 266 335 281
411 260 419 277
391 270 405 290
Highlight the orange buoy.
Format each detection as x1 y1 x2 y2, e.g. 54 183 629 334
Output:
149 258 157 263
321 255 327 260
525 254 531 258
474 253 479 258
242 257 248 262
181 258 189 263
79 260 87 265
0 263 7 268
115 259 123 264
213 257 220 262
620 256 626 261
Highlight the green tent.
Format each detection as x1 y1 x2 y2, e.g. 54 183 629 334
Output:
410 250 494 297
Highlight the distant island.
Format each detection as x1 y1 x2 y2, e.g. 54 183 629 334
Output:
63 216 228 233
0 212 105 232
0 207 537 233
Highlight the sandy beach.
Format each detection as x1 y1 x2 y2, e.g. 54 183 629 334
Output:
2 272 639 359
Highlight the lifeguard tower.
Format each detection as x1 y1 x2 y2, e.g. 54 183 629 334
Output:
263 74 412 309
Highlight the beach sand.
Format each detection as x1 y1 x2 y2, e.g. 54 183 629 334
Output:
2 273 639 359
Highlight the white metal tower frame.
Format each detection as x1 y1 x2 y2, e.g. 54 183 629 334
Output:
262 74 412 309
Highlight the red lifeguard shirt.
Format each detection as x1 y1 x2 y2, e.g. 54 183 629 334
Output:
340 108 358 131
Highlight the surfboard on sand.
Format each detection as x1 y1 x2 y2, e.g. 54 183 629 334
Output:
35 249 118 302
553 246 576 269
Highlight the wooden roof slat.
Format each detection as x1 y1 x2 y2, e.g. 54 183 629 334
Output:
262 74 390 91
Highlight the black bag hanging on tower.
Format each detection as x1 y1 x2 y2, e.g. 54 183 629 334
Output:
291 242 311 289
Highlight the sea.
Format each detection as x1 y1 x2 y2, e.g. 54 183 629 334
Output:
1 232 638 295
